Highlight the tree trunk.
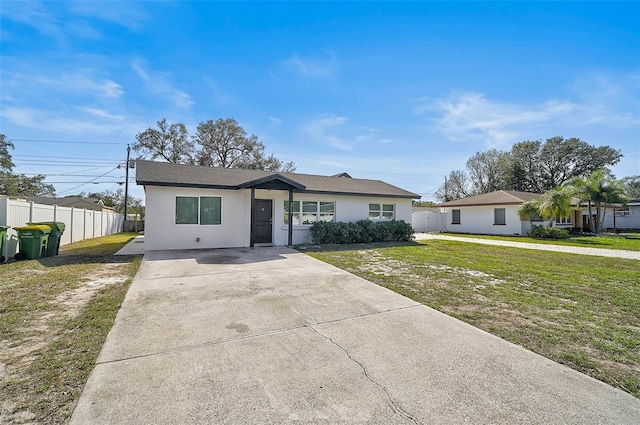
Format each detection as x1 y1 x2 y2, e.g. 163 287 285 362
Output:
587 201 595 233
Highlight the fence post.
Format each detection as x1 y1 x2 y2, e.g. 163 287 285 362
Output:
93 210 96 238
83 208 87 241
29 201 34 223
1 197 8 226
70 207 74 243
53 204 57 222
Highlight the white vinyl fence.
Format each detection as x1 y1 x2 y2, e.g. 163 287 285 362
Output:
1 197 124 261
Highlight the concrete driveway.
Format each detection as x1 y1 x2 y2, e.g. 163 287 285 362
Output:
71 247 639 424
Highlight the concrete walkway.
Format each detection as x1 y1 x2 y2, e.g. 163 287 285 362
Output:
71 247 639 424
414 233 640 260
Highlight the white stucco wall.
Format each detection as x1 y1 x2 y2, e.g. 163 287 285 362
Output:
440 205 525 236
594 205 640 230
144 186 250 250
144 185 414 250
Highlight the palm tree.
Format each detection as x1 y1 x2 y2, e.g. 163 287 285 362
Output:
537 186 572 227
568 170 627 234
517 200 540 225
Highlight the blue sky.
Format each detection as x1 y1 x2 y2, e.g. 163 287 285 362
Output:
1 1 639 202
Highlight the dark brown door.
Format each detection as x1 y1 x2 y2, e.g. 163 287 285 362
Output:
253 199 273 244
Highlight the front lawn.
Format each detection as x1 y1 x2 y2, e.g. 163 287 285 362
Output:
0 233 141 424
304 240 640 397
442 232 640 251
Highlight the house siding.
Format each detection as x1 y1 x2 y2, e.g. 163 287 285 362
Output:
144 186 413 250
441 205 524 236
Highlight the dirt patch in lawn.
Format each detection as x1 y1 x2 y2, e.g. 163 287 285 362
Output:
0 233 140 425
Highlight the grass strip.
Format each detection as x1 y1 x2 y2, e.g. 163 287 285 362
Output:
305 240 640 397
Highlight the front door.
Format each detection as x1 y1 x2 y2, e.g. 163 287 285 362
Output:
253 199 273 244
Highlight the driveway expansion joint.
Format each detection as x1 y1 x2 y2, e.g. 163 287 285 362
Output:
96 305 424 366
308 324 421 425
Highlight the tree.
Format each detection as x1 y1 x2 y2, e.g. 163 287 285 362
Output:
621 176 640 199
194 118 295 172
133 118 194 164
0 134 56 197
568 170 627 234
435 170 472 202
465 149 510 194
517 200 541 225
442 137 623 196
536 186 572 227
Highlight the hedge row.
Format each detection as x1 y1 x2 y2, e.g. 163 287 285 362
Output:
309 220 414 244
528 224 570 239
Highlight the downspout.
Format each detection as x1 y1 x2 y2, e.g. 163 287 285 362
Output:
288 189 293 247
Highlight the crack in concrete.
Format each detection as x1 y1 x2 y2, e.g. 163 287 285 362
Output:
95 305 422 367
308 325 421 425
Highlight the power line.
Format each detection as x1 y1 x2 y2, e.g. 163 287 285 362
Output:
10 138 128 145
57 166 120 195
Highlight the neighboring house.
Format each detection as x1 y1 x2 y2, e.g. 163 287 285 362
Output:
24 196 115 212
437 190 580 236
583 200 640 231
136 160 419 250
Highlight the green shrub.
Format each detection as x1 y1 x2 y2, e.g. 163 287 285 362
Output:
309 220 414 244
529 225 570 239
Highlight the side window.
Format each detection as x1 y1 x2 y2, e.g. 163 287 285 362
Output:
369 203 394 220
176 197 198 224
176 196 222 225
494 208 506 225
200 197 222 225
452 209 461 224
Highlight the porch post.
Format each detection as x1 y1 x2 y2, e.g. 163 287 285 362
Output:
250 187 255 247
288 189 293 247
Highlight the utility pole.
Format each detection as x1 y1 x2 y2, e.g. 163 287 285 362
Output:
444 175 448 202
123 144 130 226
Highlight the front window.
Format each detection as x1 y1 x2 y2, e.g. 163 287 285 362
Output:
284 201 335 225
369 203 395 220
284 200 301 225
494 208 506 225
176 196 221 225
452 209 461 224
555 216 571 225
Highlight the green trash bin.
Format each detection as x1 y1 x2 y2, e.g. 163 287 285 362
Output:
14 225 50 260
28 221 66 257
0 225 7 263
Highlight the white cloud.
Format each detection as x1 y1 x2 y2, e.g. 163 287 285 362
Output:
1 105 146 137
132 61 193 109
285 51 337 78
69 1 147 30
418 73 640 148
302 115 393 151
3 69 124 100
303 115 351 150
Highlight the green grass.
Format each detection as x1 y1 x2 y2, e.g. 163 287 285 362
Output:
0 233 141 424
442 232 640 251
304 240 640 397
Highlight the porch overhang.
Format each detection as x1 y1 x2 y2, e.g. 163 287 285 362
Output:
242 174 305 248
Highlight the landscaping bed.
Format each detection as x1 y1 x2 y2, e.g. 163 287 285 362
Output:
0 233 142 424
305 240 640 397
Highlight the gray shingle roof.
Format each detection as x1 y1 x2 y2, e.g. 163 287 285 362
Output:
135 160 419 199
437 190 542 207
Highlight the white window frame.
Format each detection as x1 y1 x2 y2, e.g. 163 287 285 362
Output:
175 196 222 226
369 203 395 220
284 200 335 226
555 216 572 225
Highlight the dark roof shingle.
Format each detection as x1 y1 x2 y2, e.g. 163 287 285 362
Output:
437 190 542 207
135 160 419 199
